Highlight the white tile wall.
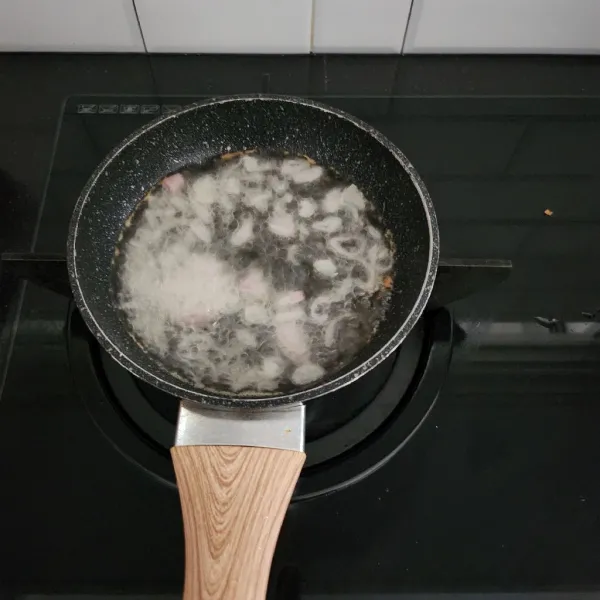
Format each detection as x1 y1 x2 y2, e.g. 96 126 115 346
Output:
135 0 312 53
2 0 599 55
0 0 144 52
311 0 412 53
404 0 600 54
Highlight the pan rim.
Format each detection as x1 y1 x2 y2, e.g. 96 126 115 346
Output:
67 94 439 409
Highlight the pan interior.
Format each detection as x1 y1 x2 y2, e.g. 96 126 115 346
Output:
69 97 436 407
112 152 395 396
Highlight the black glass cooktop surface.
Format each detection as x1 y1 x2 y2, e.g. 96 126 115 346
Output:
2 88 600 597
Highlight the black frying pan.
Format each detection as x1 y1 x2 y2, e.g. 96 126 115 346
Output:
67 95 439 600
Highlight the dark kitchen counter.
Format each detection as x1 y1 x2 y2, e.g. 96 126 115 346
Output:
2 54 600 598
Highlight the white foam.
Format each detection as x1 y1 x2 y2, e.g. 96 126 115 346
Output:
117 154 394 393
298 199 317 218
268 211 296 238
314 258 338 278
291 363 325 385
230 216 254 247
292 166 323 184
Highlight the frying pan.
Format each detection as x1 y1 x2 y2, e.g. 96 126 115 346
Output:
67 95 439 600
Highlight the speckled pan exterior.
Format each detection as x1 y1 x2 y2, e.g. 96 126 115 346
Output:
67 94 439 409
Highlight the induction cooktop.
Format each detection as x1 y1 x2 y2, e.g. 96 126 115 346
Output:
2 91 600 598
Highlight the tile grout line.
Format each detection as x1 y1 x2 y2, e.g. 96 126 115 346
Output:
309 0 316 53
401 0 417 54
132 0 149 53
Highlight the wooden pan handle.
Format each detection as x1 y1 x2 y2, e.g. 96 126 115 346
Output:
171 445 305 600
